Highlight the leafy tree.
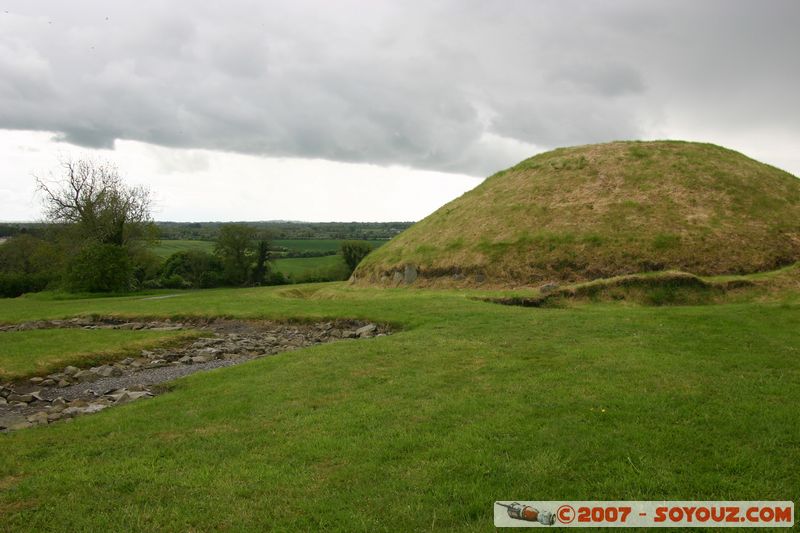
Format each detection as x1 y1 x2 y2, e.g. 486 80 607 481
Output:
0 233 60 297
161 250 224 288
250 237 271 285
340 240 373 274
214 224 251 285
213 224 274 286
64 243 132 292
0 234 57 275
36 159 153 246
35 158 155 292
0 272 51 298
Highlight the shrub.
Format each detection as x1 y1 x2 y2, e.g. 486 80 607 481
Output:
161 250 224 288
161 273 191 289
340 240 373 274
199 270 224 288
265 271 289 286
0 272 51 298
65 243 132 292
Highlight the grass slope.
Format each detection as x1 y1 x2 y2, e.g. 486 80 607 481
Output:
0 284 798 530
356 141 800 286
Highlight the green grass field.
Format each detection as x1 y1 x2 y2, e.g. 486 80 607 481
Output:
150 239 384 281
1 284 798 530
272 255 350 280
0 329 198 380
151 239 388 259
273 239 387 253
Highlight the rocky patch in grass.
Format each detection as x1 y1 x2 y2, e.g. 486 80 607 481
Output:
0 318 388 432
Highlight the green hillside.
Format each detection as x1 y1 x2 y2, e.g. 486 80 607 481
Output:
355 141 800 287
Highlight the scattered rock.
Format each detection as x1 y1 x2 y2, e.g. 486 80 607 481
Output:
27 411 49 425
82 403 108 414
1 318 391 431
94 365 122 378
113 391 153 405
356 324 378 337
73 370 98 383
30 391 47 402
0 413 31 430
61 407 82 418
7 393 33 403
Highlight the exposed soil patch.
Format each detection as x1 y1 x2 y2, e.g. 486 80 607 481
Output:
0 317 389 432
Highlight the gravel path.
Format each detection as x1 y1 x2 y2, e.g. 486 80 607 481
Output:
36 356 249 401
1 317 388 429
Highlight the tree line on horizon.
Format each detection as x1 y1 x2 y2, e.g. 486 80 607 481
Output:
0 221 413 242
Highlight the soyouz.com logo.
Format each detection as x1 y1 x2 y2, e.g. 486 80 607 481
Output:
493 501 794 528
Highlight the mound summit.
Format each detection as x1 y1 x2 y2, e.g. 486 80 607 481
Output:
354 141 800 287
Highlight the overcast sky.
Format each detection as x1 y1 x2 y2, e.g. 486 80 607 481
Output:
1 0 798 222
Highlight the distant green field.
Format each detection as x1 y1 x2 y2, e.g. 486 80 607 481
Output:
151 239 214 258
273 239 387 253
151 239 384 282
151 239 387 259
272 255 350 281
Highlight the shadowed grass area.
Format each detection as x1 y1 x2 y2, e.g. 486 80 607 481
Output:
0 329 200 381
0 284 799 530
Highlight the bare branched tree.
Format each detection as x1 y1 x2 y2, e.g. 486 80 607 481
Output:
35 158 153 246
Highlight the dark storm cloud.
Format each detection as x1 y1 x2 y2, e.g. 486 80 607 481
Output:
0 0 797 175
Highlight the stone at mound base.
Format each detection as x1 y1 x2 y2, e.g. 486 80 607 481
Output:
354 141 800 287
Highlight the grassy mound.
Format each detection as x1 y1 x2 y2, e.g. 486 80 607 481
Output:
355 141 800 287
